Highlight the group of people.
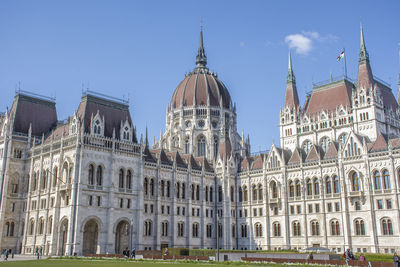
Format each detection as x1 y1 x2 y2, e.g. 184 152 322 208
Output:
122 247 136 258
2 249 12 261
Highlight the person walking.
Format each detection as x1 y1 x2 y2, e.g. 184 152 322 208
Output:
131 248 136 259
393 252 399 267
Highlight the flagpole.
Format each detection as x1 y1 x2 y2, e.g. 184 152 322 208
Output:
343 47 347 78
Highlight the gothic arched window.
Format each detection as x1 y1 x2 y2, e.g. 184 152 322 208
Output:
374 171 381 190
197 136 206 157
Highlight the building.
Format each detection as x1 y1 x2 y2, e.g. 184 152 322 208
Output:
0 24 400 255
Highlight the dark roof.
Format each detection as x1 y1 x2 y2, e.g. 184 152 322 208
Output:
369 134 388 152
76 93 137 142
10 93 57 136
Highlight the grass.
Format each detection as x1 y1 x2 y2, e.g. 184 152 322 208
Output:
0 258 330 267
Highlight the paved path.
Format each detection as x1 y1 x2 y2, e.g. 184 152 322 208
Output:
0 254 49 262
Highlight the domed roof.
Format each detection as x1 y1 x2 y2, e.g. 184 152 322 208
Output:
170 29 232 110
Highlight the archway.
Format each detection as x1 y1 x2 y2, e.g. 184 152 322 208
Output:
82 219 99 255
115 220 130 254
58 219 68 256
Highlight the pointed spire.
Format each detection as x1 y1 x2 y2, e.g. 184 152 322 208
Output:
359 21 369 63
145 126 149 147
287 49 295 84
195 25 207 68
330 71 333 82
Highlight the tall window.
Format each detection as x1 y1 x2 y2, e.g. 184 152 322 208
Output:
258 184 263 201
197 136 206 157
252 185 257 201
333 176 339 193
306 179 312 196
166 181 170 197
295 180 301 197
150 179 154 196
184 138 190 154
144 220 152 236
96 166 103 186
243 186 248 201
191 184 195 200
176 182 180 199
255 223 263 237
293 221 301 236
241 224 247 237
271 181 278 198
29 219 35 235
214 136 218 158
383 170 391 189
207 224 213 238
192 223 199 237
144 178 149 196
238 187 243 202
311 221 320 236
325 177 332 194
182 183 186 199
303 140 312 155
208 186 212 202
38 217 44 235
355 219 365 235
374 171 381 190
273 222 281 237
330 220 340 236
48 216 53 234
53 167 58 187
126 170 132 189
161 221 168 236
230 186 234 202
320 137 330 153
352 172 360 191
160 180 165 197
231 224 235 238
313 178 319 195
288 180 294 197
196 185 200 200
88 165 94 185
382 218 393 235
119 169 124 188
339 133 348 148
177 222 184 237
218 186 223 202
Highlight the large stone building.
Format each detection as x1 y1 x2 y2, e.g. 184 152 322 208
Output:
1 25 400 256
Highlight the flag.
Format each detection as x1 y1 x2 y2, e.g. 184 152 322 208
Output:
337 51 345 61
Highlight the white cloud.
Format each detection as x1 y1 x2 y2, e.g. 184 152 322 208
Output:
284 31 339 55
285 34 313 55
239 41 245 47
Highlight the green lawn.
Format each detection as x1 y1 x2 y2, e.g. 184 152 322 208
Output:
0 258 322 267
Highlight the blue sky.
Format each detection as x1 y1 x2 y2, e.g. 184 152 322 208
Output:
1 0 399 152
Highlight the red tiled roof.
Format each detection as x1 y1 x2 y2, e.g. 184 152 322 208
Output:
218 137 232 160
369 134 388 152
288 148 302 164
389 137 400 149
324 142 338 159
251 154 264 169
306 80 354 115
358 60 373 91
284 82 299 108
305 146 321 162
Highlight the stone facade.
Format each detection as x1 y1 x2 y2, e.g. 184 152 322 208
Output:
0 26 400 256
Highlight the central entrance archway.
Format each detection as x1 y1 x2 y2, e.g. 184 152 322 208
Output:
83 219 99 255
115 220 130 254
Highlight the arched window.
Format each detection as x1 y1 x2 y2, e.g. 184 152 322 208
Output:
150 179 154 196
255 223 263 237
119 169 124 188
42 170 47 189
243 186 248 201
96 166 102 186
160 180 165 197
374 171 381 190
252 185 257 201
161 221 169 236
271 181 278 198
330 220 340 236
177 222 184 237
5 222 10 236
182 183 186 199
383 170 391 189
288 180 294 198
29 219 35 235
382 218 393 235
241 224 247 237
238 187 243 202
88 165 94 185
205 186 209 202
208 185 212 202
166 181 170 197
351 172 360 191
144 178 149 196
126 170 132 189
53 167 58 187
258 184 263 201
292 221 301 236
218 223 223 238
311 221 320 236
333 176 340 193
214 136 218 158
306 178 312 196
355 219 365 235
38 217 44 235
144 220 152 236
48 216 53 234
197 135 206 157
313 178 319 195
196 185 200 200
191 184 195 200
192 223 199 237
273 222 281 237
231 224 235 238
325 177 332 194
218 185 223 202
230 186 234 202
184 138 190 154
338 133 348 148
176 182 180 199
295 180 301 197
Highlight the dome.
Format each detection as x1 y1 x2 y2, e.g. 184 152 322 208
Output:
170 68 232 110
170 29 232 110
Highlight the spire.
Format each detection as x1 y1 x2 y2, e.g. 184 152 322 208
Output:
284 50 300 109
195 26 207 68
287 49 295 84
359 21 369 63
145 126 149 147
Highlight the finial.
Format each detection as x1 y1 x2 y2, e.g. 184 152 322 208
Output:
195 25 207 68
287 49 295 83
359 20 369 62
